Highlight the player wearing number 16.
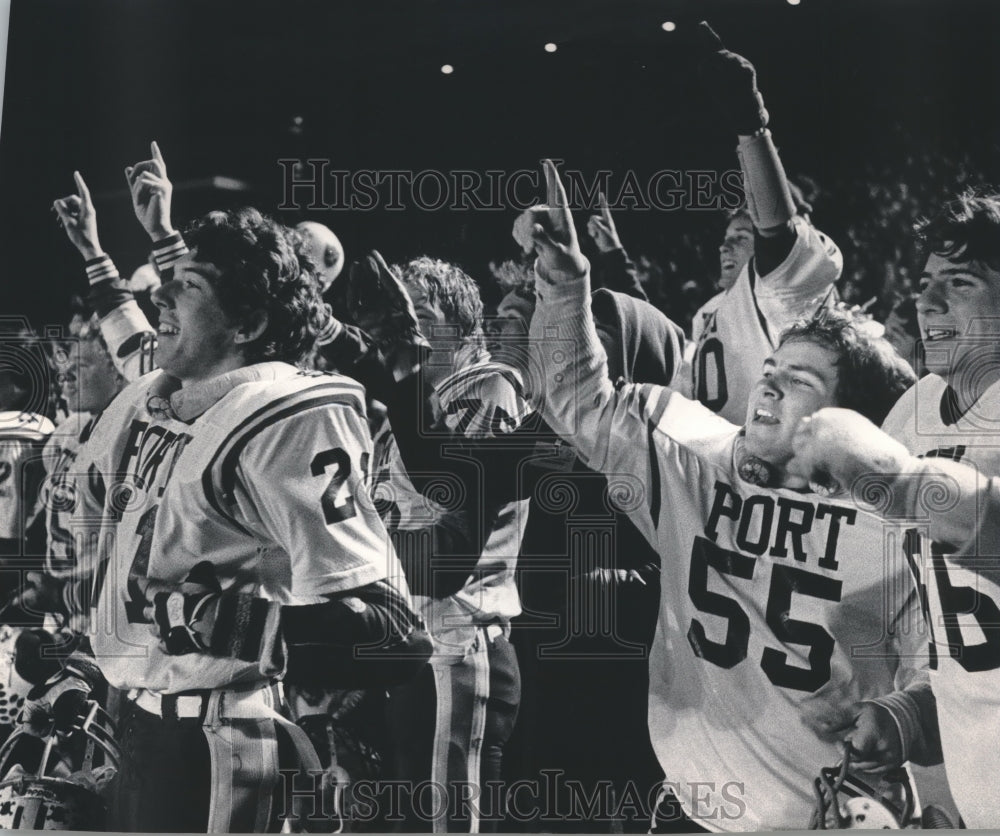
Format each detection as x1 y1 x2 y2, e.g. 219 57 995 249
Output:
876 191 1000 829
524 160 931 830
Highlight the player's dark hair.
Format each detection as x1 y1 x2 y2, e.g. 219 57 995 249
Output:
779 307 916 425
182 208 331 364
400 256 484 344
916 189 1000 272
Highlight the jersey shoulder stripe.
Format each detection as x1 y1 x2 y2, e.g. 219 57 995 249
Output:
437 362 524 402
647 417 662 526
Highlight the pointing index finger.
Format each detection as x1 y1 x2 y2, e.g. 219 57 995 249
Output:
73 171 91 203
599 192 612 224
543 159 567 209
151 141 166 174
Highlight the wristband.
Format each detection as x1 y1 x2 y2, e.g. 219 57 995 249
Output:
151 233 188 275
736 129 796 231
84 255 118 286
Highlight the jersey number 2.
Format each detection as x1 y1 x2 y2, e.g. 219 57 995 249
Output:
312 448 357 524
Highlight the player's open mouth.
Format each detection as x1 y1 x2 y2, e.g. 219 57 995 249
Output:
721 259 737 272
753 408 779 425
923 328 955 341
158 324 180 336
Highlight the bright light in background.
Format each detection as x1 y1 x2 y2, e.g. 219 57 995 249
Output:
661 21 676 32
544 42 558 53
440 64 454 74
786 0 800 5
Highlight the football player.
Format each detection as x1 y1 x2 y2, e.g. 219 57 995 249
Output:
3 321 126 731
524 159 937 831
872 190 1000 829
35 320 123 606
0 325 55 742
350 254 531 833
0 325 54 562
689 25 842 425
20 198 431 832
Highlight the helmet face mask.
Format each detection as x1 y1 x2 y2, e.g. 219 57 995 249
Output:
809 744 917 830
0 699 119 831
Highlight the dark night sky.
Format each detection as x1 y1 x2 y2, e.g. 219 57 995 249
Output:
1 0 998 326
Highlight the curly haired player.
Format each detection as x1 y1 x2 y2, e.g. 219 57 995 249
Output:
21 193 431 832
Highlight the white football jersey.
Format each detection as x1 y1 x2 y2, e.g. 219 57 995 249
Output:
79 363 400 693
37 411 99 577
533 275 930 831
882 374 1000 829
0 411 54 541
691 218 842 424
372 360 532 659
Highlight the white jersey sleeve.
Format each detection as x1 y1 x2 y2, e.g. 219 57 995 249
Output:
530 271 734 547
234 396 392 597
85 255 157 382
754 217 842 342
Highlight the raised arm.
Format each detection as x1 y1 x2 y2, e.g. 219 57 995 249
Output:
53 168 156 381
586 192 648 301
791 407 1000 571
699 22 841 300
524 160 717 547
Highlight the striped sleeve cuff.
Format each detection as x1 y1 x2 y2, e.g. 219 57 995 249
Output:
210 592 281 665
84 254 119 286
314 312 344 346
864 692 921 763
151 233 188 274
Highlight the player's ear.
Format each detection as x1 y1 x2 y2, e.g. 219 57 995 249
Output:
234 311 268 346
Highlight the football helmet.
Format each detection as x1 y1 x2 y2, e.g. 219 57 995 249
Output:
0 698 119 830
809 743 955 829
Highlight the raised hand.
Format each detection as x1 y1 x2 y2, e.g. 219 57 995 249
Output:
512 159 589 283
52 171 103 260
789 407 911 496
339 250 430 363
125 140 175 241
696 21 769 135
586 192 623 253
